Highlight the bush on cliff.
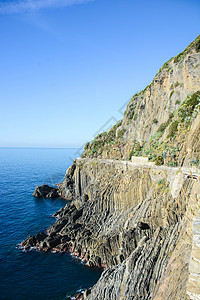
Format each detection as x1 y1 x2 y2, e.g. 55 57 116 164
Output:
167 120 179 138
178 91 200 123
154 156 164 166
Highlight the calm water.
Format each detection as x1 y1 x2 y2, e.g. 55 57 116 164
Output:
0 148 101 300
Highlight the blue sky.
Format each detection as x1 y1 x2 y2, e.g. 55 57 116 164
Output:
0 0 200 148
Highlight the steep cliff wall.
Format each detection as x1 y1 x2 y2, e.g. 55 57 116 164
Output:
22 158 200 299
82 36 200 168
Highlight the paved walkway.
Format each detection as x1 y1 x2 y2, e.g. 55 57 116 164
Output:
77 157 200 180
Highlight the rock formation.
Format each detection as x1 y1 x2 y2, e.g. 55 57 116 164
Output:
22 36 200 299
33 184 59 198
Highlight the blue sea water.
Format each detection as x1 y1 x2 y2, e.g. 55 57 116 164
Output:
0 148 102 300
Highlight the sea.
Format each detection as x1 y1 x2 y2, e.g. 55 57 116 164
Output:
0 148 102 300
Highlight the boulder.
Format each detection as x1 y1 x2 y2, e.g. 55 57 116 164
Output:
33 185 59 198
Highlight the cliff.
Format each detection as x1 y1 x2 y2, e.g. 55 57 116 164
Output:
82 35 200 169
22 36 200 299
23 158 200 299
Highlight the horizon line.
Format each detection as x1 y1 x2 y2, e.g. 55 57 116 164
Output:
0 146 81 149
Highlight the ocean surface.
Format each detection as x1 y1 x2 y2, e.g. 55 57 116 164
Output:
0 148 102 300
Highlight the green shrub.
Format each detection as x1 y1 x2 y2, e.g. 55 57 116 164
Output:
169 146 179 159
153 118 158 124
84 142 90 150
174 53 184 64
135 144 142 152
133 112 138 120
148 154 157 162
129 142 143 158
167 120 179 138
83 120 123 156
154 156 164 166
195 39 200 52
105 121 121 143
174 82 180 88
134 151 141 156
175 100 180 105
126 102 137 119
157 123 168 133
117 129 126 139
178 91 200 122
145 149 153 156
167 161 178 167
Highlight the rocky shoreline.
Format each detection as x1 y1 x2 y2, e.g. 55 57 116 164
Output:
20 157 200 299
21 197 108 268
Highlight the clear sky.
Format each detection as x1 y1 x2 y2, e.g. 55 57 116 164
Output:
0 0 200 148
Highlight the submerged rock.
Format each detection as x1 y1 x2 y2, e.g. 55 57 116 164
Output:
33 184 59 198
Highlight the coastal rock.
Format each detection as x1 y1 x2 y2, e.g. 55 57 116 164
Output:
33 184 59 198
21 157 199 299
21 232 48 249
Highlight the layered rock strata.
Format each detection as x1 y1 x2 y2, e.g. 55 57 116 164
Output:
22 158 200 299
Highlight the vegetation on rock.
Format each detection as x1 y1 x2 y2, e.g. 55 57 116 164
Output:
82 121 123 158
81 36 200 170
154 156 164 166
174 35 200 63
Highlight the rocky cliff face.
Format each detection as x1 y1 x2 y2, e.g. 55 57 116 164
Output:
22 158 200 299
82 36 200 168
21 36 200 299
